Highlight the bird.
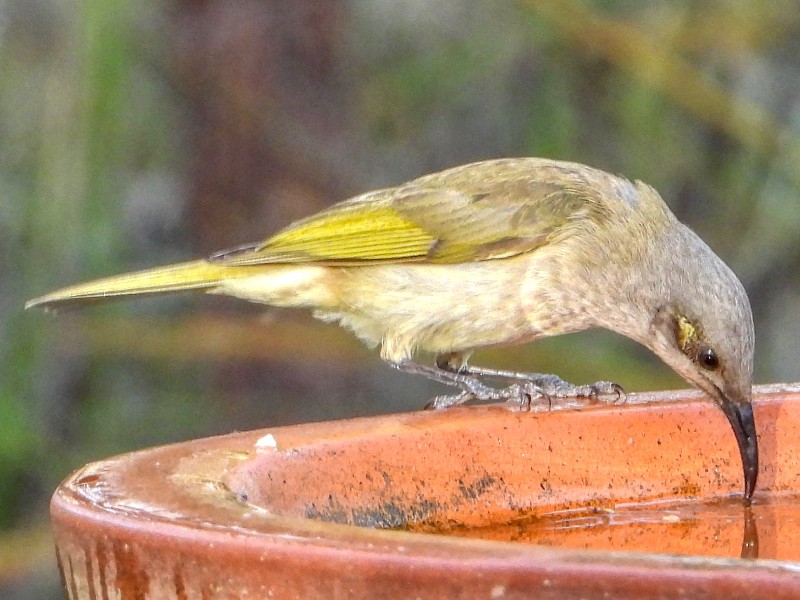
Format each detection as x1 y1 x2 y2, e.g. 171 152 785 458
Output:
26 157 758 501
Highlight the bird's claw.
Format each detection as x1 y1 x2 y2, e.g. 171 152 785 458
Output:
418 362 625 411
423 375 503 410
424 392 470 410
589 381 626 403
514 376 625 404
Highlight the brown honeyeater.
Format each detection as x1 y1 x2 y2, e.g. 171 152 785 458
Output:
27 158 758 501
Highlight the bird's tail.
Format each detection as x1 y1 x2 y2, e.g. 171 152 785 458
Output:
25 260 260 310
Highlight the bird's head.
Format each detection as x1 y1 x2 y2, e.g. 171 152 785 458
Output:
643 226 757 501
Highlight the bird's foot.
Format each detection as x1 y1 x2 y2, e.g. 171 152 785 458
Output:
424 377 512 410
390 360 514 410
390 360 625 411
501 377 625 410
425 376 540 410
517 374 624 403
447 365 625 407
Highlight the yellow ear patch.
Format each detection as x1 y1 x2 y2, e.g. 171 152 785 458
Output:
675 315 701 355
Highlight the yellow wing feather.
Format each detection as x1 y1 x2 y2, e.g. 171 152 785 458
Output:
214 197 438 265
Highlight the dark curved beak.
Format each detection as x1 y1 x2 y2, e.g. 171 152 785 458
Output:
718 399 758 504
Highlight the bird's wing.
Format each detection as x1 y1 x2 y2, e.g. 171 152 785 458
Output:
212 159 618 266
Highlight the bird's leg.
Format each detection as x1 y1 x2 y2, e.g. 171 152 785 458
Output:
434 354 625 404
390 360 534 410
465 365 623 401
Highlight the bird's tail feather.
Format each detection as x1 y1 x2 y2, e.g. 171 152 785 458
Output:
25 260 259 310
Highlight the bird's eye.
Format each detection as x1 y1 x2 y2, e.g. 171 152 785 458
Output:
697 346 720 370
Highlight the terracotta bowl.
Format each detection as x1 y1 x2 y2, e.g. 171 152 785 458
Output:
53 384 800 599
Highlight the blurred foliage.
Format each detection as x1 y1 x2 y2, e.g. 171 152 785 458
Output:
2 0 800 596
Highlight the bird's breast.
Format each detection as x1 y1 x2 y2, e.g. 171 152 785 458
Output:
328 257 547 361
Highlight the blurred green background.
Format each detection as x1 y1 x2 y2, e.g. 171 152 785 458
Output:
3 0 800 596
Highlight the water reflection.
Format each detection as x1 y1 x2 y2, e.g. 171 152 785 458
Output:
409 494 800 560
740 505 759 559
